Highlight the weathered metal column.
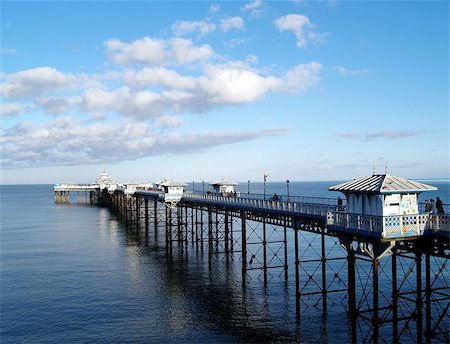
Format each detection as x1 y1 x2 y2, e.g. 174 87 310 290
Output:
392 247 399 343
136 196 140 226
346 239 357 343
125 196 128 223
416 249 423 344
425 251 431 343
241 209 247 283
230 214 234 252
284 220 288 281
190 205 194 243
144 199 149 230
184 204 189 249
153 200 158 236
373 257 380 344
200 207 204 250
321 225 327 312
262 217 268 283
294 218 300 316
177 205 182 242
208 207 213 257
224 211 229 254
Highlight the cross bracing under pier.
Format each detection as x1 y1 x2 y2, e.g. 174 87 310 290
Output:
54 183 449 343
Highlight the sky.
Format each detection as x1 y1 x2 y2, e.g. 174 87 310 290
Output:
0 0 448 184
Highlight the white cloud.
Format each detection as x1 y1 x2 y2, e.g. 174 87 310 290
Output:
0 117 288 168
154 115 183 128
242 0 263 12
105 37 166 65
0 67 75 99
276 62 322 92
274 14 327 48
171 20 216 37
220 17 245 32
80 60 321 118
335 130 428 141
35 97 78 115
333 65 373 76
81 87 165 118
223 37 250 49
197 65 277 104
209 4 220 13
170 38 214 64
124 67 196 90
0 103 21 117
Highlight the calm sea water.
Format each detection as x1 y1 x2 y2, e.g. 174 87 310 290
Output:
1 180 448 343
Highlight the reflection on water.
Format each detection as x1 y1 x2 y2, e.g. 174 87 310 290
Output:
3 184 448 343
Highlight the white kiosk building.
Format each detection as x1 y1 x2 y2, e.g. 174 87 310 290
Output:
210 179 238 196
329 174 437 216
328 174 438 238
158 180 187 204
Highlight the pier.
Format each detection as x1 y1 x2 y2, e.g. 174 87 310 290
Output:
55 173 449 343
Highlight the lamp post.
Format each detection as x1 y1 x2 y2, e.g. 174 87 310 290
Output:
286 179 290 202
202 180 205 193
247 180 250 194
192 181 195 192
264 173 268 200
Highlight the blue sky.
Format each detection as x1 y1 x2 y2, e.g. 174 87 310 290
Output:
1 0 448 184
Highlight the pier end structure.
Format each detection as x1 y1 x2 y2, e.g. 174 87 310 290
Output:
327 174 444 239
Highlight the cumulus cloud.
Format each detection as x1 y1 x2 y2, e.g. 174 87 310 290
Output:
1 103 21 117
333 65 373 76
220 17 245 32
171 20 216 37
241 0 264 16
275 14 327 48
105 37 166 65
154 115 183 128
124 67 195 90
197 65 277 104
0 117 288 168
79 61 321 118
35 97 78 115
170 38 214 64
275 62 322 93
0 67 76 99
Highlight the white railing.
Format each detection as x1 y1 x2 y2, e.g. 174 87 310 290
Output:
327 212 450 238
54 184 99 191
182 193 339 216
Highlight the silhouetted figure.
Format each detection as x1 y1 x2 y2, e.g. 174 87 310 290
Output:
430 199 436 213
272 193 279 202
337 197 343 212
425 200 432 213
436 197 444 214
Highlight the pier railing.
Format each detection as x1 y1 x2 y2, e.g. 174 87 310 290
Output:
182 192 343 217
326 212 450 238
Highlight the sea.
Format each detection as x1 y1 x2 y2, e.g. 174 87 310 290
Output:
1 180 449 343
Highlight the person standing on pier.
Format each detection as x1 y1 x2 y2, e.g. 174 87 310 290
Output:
436 197 444 214
430 199 437 213
425 200 432 213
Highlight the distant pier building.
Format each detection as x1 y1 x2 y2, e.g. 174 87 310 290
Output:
210 178 238 196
